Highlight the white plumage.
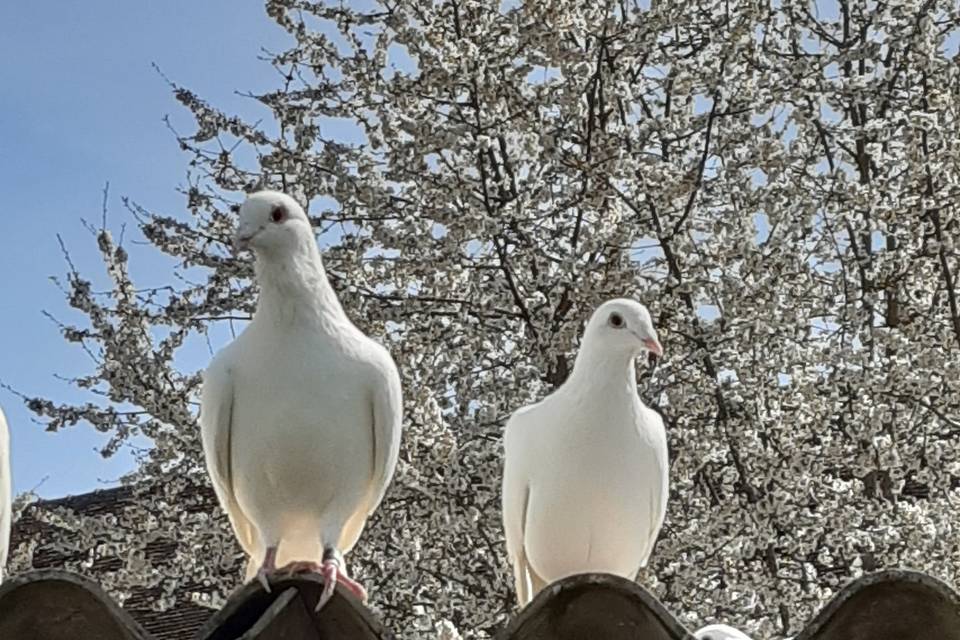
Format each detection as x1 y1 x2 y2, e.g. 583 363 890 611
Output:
0 406 9 583
694 624 754 640
502 298 668 606
200 191 402 608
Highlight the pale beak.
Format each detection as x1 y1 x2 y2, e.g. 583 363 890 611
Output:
233 231 255 252
642 337 663 357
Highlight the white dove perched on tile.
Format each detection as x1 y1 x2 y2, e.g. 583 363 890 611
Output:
502 299 668 606
694 624 754 640
0 406 10 583
200 191 403 610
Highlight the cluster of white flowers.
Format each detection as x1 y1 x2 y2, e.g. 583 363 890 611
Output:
10 0 960 638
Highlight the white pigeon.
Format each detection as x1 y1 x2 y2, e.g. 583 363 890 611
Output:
200 191 403 610
0 406 9 583
694 624 754 640
502 299 668 606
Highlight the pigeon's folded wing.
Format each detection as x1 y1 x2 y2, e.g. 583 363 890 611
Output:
502 407 535 603
640 406 668 568
365 350 403 514
200 354 258 553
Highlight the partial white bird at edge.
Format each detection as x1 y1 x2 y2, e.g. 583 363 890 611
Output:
0 406 11 584
694 623 755 640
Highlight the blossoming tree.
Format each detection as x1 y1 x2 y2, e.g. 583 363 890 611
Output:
13 0 960 637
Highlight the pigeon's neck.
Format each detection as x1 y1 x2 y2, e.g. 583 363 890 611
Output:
253 244 347 330
565 345 639 397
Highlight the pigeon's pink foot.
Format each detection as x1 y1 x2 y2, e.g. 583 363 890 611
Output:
278 560 322 575
336 569 367 602
255 546 279 594
315 559 367 611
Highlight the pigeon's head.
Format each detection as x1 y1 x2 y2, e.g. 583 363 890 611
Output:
584 298 663 359
234 191 312 256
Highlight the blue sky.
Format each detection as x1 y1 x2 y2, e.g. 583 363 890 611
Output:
0 2 291 498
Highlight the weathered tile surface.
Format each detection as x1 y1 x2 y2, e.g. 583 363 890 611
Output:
1 567 957 639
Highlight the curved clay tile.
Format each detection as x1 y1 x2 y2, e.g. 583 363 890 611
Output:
495 572 696 640
797 569 960 640
496 570 960 640
3 567 958 639
195 573 393 640
0 569 150 640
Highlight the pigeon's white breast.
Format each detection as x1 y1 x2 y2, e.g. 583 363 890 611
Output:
229 326 374 549
523 395 667 581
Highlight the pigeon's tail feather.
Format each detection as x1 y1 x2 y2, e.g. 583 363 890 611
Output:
244 556 259 582
513 551 532 606
336 504 369 554
526 559 549 604
513 548 548 606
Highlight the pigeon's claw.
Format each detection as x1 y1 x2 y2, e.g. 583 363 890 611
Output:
338 571 368 602
256 545 279 594
314 558 367 611
256 568 272 593
316 561 337 611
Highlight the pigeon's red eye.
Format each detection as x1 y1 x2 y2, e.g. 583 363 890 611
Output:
271 207 285 223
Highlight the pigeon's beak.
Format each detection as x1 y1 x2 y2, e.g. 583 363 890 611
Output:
233 231 255 252
630 330 663 366
645 337 663 368
632 330 663 357
642 337 663 357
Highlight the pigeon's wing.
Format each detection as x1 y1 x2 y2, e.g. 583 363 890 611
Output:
0 407 11 581
638 406 669 568
199 353 258 554
502 405 540 605
364 348 403 514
